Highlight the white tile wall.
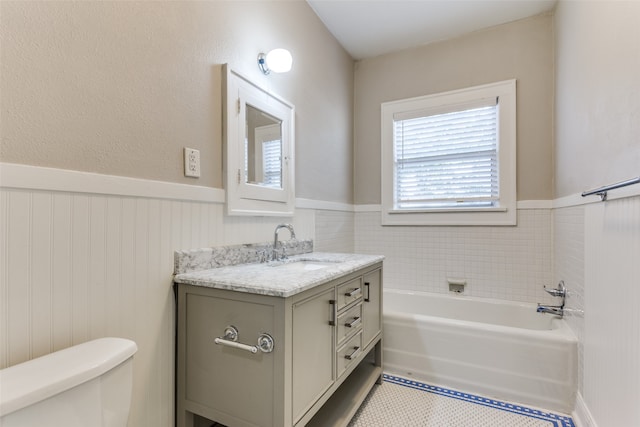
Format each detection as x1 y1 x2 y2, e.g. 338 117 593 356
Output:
314 209 355 253
554 206 585 395
355 209 555 304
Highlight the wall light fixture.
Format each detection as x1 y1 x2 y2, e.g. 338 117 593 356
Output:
258 49 293 75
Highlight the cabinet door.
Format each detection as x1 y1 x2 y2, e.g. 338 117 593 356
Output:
292 288 335 423
185 293 275 427
362 269 382 349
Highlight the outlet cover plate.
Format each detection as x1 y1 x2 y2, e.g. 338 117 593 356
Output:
184 147 200 178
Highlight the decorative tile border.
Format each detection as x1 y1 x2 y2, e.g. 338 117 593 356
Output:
383 374 575 427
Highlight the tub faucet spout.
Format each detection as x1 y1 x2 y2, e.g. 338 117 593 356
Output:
536 304 564 317
537 280 567 317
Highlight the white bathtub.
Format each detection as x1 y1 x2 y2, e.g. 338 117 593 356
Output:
383 289 578 413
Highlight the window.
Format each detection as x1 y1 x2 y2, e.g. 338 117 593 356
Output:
381 80 516 225
261 138 282 188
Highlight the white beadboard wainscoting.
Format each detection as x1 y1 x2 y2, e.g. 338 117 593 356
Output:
583 196 640 427
0 164 345 427
554 194 640 427
3 163 639 427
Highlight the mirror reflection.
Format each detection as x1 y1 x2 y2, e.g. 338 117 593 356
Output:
245 104 283 189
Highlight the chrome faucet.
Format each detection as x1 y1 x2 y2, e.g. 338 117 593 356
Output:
536 304 564 316
543 280 566 298
537 280 566 317
272 223 296 261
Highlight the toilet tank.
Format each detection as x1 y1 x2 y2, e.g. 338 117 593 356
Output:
0 337 137 427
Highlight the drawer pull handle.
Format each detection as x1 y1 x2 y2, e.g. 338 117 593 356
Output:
345 316 361 328
364 282 370 302
329 300 337 326
345 287 361 298
345 346 361 361
214 326 274 354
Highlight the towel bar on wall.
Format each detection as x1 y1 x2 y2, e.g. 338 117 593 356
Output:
581 176 640 201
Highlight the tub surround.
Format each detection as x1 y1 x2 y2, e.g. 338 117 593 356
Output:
174 241 383 297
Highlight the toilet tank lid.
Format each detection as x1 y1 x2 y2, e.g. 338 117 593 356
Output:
0 337 137 417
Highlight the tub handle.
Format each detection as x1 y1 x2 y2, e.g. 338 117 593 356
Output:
345 287 361 298
544 280 566 298
345 316 361 328
345 346 361 361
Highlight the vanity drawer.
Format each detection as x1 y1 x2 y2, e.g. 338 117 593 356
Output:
337 331 363 379
336 278 363 311
336 303 362 346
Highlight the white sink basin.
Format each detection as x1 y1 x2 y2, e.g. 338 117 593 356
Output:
268 259 342 272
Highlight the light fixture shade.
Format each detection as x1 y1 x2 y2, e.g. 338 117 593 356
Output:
265 48 292 73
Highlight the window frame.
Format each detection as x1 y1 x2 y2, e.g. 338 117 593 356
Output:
381 80 517 226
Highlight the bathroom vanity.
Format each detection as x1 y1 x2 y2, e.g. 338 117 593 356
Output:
174 247 383 427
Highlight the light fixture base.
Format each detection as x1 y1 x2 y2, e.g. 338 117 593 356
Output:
257 49 292 75
257 53 270 75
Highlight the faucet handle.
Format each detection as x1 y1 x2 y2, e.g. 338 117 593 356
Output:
544 280 566 297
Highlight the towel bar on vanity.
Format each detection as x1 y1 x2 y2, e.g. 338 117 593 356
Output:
214 325 274 354
581 176 640 201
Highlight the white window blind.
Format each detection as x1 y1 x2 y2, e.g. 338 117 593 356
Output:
393 101 498 210
262 139 282 188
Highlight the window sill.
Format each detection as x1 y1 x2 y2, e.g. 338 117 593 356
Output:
381 206 516 226
388 207 508 214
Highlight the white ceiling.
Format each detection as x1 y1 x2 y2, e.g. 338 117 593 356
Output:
306 0 557 60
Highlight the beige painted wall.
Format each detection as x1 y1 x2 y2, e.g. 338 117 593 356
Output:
353 13 554 205
0 0 354 203
554 1 640 198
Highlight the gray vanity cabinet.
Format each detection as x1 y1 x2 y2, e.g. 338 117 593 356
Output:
176 262 383 427
362 268 382 349
291 288 335 422
181 292 282 427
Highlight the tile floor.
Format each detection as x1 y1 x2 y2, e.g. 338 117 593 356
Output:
348 374 575 427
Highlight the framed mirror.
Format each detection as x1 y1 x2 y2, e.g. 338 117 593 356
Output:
245 105 282 189
223 65 295 216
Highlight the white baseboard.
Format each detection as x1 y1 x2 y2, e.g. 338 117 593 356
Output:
572 392 597 427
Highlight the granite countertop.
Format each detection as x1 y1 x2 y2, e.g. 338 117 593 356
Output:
173 252 384 298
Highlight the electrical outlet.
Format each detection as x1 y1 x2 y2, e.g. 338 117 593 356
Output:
184 148 200 178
